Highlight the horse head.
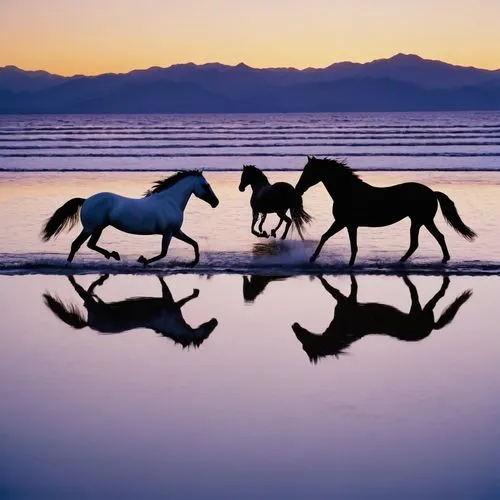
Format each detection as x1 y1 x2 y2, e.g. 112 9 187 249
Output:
296 157 359 196
159 317 218 348
292 322 349 363
239 164 258 192
295 156 323 195
193 173 219 208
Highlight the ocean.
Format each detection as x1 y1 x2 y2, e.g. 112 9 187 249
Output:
1 111 500 172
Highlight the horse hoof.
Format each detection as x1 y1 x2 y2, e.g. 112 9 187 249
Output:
193 288 200 297
270 230 276 238
261 231 268 238
309 256 317 263
186 259 199 267
137 255 148 265
111 251 120 261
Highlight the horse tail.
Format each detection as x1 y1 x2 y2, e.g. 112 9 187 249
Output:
43 293 87 329
290 191 313 240
41 197 85 241
434 290 472 330
435 192 477 241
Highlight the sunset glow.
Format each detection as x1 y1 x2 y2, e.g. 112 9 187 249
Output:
1 0 499 75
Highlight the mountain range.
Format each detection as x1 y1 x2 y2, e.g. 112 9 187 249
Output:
1 54 499 113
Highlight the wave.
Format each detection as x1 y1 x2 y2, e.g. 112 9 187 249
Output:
2 134 500 142
2 151 500 158
2 141 500 150
1 251 499 276
1 124 500 133
2 129 500 138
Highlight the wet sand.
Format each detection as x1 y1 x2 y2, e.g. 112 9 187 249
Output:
0 273 499 499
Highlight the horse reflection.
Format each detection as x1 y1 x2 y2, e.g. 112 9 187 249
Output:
292 275 471 363
243 275 291 302
43 275 218 347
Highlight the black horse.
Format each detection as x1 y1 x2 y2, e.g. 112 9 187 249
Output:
43 275 218 348
239 165 312 240
295 157 477 265
292 275 472 363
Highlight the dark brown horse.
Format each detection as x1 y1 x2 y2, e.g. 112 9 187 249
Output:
239 165 312 240
292 275 472 363
295 157 476 265
43 275 218 347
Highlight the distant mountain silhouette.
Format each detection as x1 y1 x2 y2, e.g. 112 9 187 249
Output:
1 54 499 113
0 65 69 92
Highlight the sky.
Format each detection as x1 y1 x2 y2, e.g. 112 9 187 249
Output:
1 0 499 75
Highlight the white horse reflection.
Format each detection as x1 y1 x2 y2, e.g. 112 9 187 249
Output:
44 275 218 347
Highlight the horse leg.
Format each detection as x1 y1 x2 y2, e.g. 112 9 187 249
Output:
318 276 346 302
138 232 172 266
258 213 268 237
347 226 358 266
279 213 292 240
176 289 200 308
402 275 422 315
87 274 109 295
348 275 358 301
400 221 422 262
67 230 90 262
424 275 450 311
310 221 345 262
68 275 89 301
270 217 284 238
158 276 175 304
87 229 120 261
251 211 263 238
424 220 450 263
173 229 199 266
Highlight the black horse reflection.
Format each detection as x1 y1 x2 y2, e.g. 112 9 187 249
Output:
292 275 472 363
43 275 218 348
242 275 291 302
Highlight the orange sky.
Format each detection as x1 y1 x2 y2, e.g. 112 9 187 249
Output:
1 0 499 75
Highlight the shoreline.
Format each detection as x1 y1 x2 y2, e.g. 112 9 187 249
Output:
3 167 500 172
2 260 500 276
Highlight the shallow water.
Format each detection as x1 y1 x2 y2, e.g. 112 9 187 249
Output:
0 171 498 273
0 273 499 499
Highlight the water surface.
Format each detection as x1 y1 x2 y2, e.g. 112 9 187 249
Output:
0 273 498 499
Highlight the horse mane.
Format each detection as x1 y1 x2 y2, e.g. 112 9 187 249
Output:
312 157 361 183
243 164 269 183
144 170 203 197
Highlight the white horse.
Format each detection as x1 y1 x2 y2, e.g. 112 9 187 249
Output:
41 170 219 266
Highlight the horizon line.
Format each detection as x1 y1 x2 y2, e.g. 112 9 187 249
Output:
2 53 499 78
